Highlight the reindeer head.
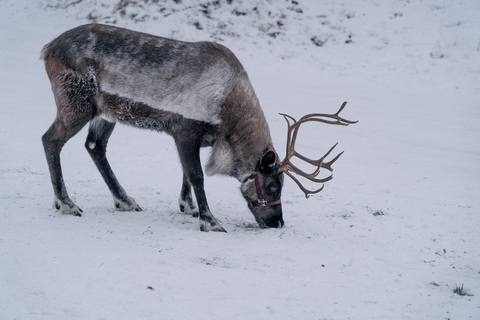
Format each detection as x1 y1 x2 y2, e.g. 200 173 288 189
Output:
240 151 285 228
242 102 357 229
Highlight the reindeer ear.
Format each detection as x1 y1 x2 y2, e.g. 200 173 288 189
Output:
260 151 277 175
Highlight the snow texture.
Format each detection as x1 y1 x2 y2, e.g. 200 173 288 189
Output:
1 0 479 319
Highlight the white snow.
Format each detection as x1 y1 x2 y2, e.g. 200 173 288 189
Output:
1 0 479 319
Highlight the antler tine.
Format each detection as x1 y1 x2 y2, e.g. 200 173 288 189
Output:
298 102 359 126
334 101 348 117
279 113 300 168
282 161 334 183
283 171 326 199
293 142 340 173
335 101 359 124
278 101 357 198
321 150 344 172
278 113 296 148
279 113 297 124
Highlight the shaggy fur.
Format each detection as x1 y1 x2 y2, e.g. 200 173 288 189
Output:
41 24 284 231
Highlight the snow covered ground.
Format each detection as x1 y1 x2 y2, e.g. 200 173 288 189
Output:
1 0 479 319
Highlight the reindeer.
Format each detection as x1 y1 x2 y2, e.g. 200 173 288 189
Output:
41 24 356 232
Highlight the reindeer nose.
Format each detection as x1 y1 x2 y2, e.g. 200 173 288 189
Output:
274 213 284 228
264 216 284 228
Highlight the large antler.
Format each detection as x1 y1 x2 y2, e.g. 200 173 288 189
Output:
278 101 358 198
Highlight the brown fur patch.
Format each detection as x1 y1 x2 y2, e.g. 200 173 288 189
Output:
219 77 276 176
43 56 68 83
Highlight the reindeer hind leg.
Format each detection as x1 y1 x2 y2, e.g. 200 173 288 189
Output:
42 71 97 216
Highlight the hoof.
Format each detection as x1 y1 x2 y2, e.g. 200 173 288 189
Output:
53 198 83 216
179 198 199 217
199 217 227 232
114 197 142 212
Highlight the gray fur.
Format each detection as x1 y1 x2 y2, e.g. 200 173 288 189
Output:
41 24 284 231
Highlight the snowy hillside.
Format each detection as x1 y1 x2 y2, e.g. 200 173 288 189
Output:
0 0 479 319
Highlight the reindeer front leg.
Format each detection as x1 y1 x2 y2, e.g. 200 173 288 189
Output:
174 135 226 232
179 172 199 217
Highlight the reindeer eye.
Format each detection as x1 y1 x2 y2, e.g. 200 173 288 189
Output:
269 184 278 193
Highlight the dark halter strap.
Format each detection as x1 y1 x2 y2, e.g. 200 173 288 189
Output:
247 162 282 207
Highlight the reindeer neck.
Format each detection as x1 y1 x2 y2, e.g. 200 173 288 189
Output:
220 77 276 180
